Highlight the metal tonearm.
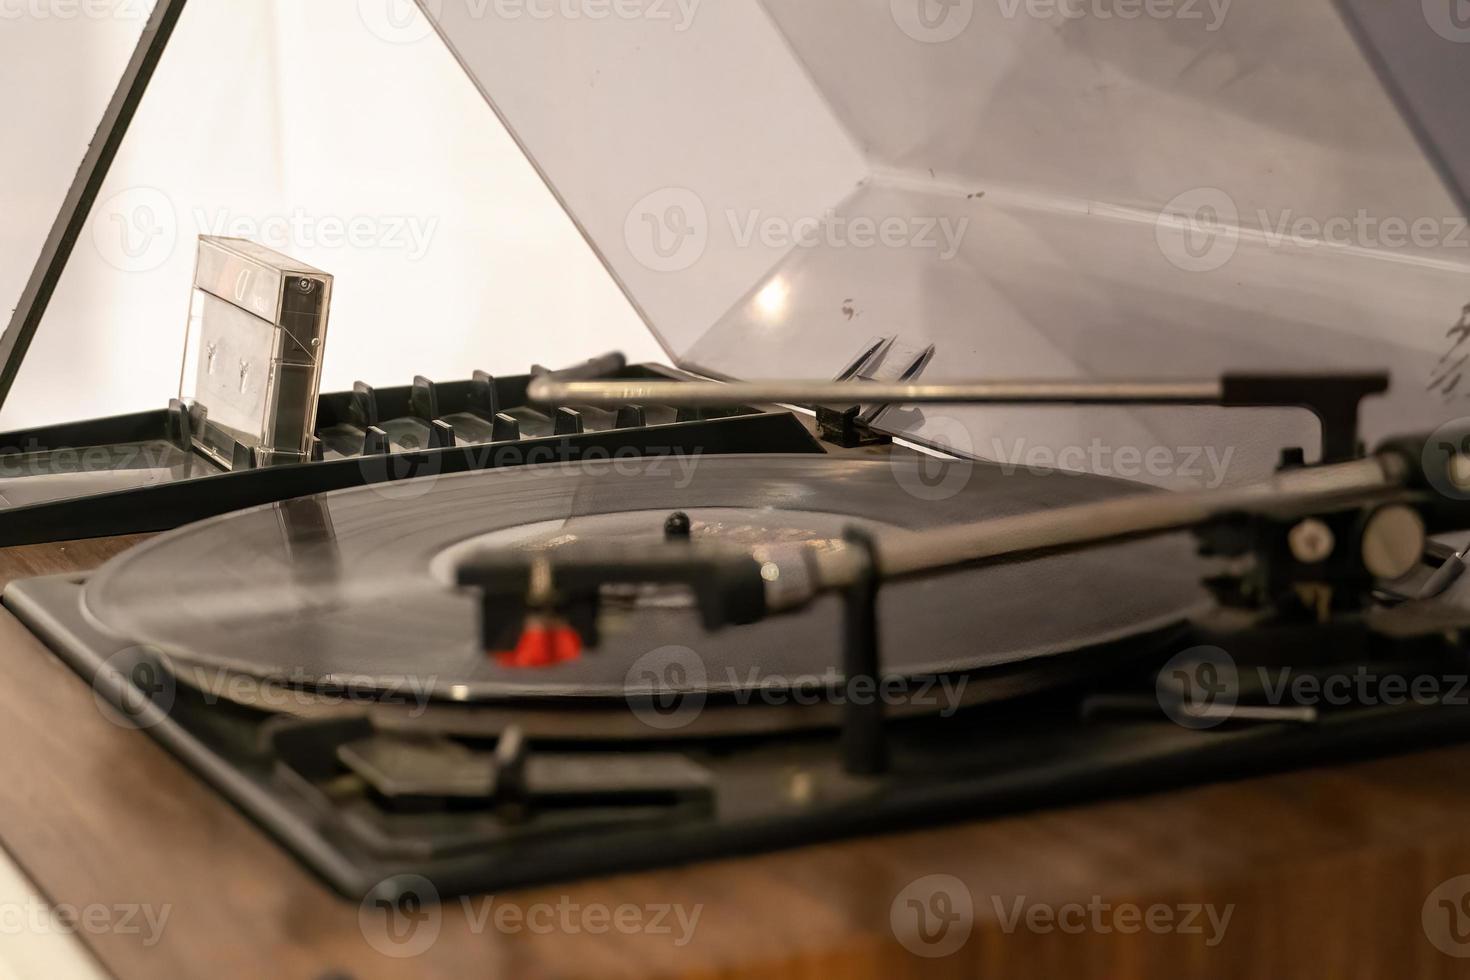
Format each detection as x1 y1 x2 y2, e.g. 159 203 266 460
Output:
530 376 1227 407
458 437 1450 651
527 363 1388 463
755 452 1414 614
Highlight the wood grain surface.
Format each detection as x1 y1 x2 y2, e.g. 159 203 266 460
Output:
0 535 145 589
2 537 1470 979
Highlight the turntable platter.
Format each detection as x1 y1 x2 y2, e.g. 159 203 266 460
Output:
81 455 1210 718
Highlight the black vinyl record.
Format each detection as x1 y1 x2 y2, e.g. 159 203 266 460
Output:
82 455 1209 733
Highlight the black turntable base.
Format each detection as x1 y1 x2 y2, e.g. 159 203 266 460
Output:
12 569 1470 902
9 454 1470 901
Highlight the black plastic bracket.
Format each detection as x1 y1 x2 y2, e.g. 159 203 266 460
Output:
165 398 192 454
0 397 824 546
467 371 499 421
817 406 879 450
1221 373 1388 464
349 382 380 430
456 544 769 650
456 561 534 652
409 376 440 423
428 419 457 450
362 426 390 456
554 408 585 436
492 413 522 442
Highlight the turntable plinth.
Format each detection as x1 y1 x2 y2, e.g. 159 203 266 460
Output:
0 537 1466 978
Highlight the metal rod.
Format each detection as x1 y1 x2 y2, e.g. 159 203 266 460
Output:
527 377 1226 409
0 0 190 411
880 454 1400 577
764 454 1410 608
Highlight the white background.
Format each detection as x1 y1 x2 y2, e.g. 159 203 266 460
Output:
0 0 661 431
0 8 657 969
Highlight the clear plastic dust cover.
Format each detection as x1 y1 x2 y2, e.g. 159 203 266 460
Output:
421 0 1470 480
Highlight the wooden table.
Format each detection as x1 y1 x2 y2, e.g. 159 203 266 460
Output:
3 536 1470 979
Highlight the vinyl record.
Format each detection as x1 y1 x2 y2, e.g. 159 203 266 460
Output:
81 455 1209 728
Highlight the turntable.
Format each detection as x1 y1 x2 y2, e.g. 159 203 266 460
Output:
2 1 1470 978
